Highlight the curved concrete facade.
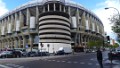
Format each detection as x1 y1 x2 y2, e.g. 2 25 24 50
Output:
0 0 104 53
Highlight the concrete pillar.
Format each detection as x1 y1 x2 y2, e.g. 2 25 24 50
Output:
0 41 1 49
18 36 21 48
64 6 65 12
54 3 56 11
11 15 14 31
81 34 83 46
60 4 61 11
43 6 45 12
7 39 10 48
81 12 86 31
29 35 33 51
36 6 39 33
48 4 49 11
23 36 26 48
36 6 39 25
26 8 30 26
19 11 24 28
15 13 18 31
4 19 7 34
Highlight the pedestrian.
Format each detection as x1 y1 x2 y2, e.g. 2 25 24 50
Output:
96 48 103 68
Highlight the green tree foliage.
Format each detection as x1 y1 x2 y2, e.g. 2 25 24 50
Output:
87 40 103 48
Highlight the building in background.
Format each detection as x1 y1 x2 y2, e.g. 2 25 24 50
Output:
0 0 104 53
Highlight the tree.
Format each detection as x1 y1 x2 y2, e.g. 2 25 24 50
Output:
113 43 119 48
87 41 96 48
87 40 103 48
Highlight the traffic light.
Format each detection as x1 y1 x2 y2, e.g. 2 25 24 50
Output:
106 36 110 43
107 36 110 41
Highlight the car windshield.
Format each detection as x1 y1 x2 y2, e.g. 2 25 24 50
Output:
1 51 12 54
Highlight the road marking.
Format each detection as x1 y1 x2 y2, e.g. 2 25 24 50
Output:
18 66 24 68
90 59 94 60
62 61 65 62
96 63 99 66
52 60 55 61
73 62 78 64
88 63 92 65
48 60 52 61
57 61 60 62
6 64 20 67
67 61 72 63
80 62 85 64
0 64 12 68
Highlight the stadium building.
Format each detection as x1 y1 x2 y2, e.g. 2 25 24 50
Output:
0 0 104 53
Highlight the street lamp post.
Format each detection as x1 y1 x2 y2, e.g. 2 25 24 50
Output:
105 7 120 35
105 7 120 22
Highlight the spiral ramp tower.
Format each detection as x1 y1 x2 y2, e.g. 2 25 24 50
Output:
38 0 71 53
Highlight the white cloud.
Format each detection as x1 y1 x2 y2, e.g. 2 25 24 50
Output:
0 0 8 16
93 0 119 39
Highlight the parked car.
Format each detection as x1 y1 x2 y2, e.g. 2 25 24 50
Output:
108 50 120 60
0 51 13 58
37 51 50 56
55 50 65 55
27 51 38 57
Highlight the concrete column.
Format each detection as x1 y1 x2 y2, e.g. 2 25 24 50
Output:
1 41 3 49
60 4 61 11
26 8 30 26
54 3 56 11
19 11 24 28
64 6 65 12
7 16 10 33
43 6 45 12
84 36 86 47
7 39 10 48
80 34 82 46
18 36 21 48
81 12 86 31
36 6 39 25
29 35 33 51
0 41 2 49
11 15 14 32
15 13 18 31
48 4 49 11
36 6 39 33
4 19 7 34
23 36 26 48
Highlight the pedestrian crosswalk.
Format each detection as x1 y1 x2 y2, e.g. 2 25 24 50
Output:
0 64 25 68
42 59 99 66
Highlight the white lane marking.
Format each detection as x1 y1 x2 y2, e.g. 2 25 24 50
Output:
18 66 24 68
52 60 55 61
62 61 65 62
6 64 20 67
73 62 78 64
80 62 85 64
57 61 60 62
96 63 99 66
88 63 92 65
90 59 94 60
48 60 52 61
67 61 72 63
0 64 12 68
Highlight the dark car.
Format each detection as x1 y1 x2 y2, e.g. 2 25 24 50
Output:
108 51 120 60
37 52 50 56
0 51 13 58
27 51 38 57
55 50 65 55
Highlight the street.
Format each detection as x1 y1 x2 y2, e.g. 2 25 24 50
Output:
0 51 119 68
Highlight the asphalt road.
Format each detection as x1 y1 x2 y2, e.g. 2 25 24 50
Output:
0 51 119 68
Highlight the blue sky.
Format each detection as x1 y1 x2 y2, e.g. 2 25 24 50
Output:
3 0 104 10
0 0 120 40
